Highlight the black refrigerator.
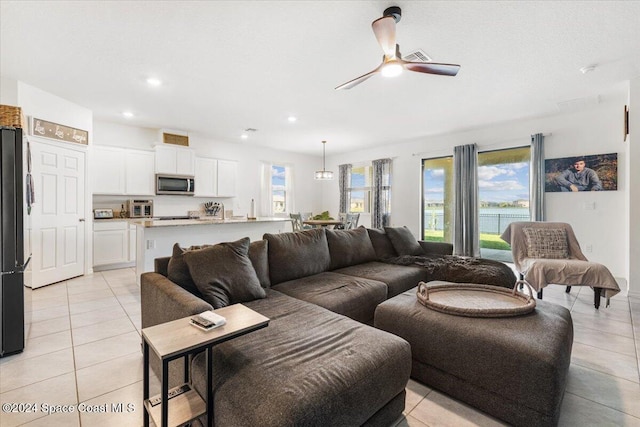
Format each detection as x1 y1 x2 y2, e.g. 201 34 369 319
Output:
1 126 28 357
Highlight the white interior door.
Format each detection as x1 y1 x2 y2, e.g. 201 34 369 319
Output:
29 140 86 288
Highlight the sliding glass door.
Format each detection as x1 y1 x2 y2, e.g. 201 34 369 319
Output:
421 146 531 260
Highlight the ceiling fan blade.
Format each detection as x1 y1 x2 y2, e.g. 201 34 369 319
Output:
404 61 461 76
335 68 380 90
371 16 396 58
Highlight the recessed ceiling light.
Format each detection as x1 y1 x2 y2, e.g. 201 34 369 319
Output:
288 115 297 123
240 134 249 139
122 111 134 118
146 77 162 86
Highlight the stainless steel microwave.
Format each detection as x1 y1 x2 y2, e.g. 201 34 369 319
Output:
156 174 195 195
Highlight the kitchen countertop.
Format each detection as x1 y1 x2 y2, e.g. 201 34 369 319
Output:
132 217 291 228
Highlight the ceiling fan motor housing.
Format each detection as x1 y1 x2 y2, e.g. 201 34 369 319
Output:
384 6 402 23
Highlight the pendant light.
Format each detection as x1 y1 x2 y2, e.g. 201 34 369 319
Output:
314 140 334 180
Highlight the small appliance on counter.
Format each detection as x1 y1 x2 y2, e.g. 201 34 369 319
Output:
93 208 114 219
127 199 154 218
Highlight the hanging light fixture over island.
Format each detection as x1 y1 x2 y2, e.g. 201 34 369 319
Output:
314 140 334 180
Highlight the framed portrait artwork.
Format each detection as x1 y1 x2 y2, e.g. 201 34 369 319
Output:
545 153 617 192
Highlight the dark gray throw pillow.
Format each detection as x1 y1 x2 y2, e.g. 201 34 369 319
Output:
384 226 424 256
183 237 266 309
248 240 271 288
326 227 377 270
167 243 204 297
365 227 398 259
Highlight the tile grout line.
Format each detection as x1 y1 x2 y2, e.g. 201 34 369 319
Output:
65 278 83 427
563 390 640 421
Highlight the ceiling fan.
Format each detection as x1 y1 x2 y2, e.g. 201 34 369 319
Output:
335 6 460 90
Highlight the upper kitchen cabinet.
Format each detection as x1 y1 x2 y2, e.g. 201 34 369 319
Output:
92 146 155 196
125 150 155 195
92 146 125 194
155 145 195 175
194 157 218 197
216 159 237 197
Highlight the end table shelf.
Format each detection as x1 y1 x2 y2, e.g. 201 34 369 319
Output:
144 384 205 427
142 304 269 427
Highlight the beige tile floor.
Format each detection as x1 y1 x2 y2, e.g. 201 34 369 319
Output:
0 267 639 426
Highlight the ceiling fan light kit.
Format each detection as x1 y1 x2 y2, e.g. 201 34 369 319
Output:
335 6 461 90
314 140 334 180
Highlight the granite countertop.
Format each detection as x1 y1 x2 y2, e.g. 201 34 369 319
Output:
133 217 291 228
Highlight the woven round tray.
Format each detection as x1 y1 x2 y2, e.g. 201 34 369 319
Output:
416 280 536 318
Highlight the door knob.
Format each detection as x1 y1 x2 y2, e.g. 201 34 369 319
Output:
79 218 85 222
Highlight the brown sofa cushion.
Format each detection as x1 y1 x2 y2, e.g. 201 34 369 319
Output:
366 227 398 259
183 238 266 309
272 272 387 323
248 239 271 288
384 226 424 256
263 228 331 285
326 227 377 270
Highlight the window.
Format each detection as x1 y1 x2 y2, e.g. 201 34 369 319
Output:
349 165 372 213
477 147 530 251
261 163 294 216
271 165 286 214
422 156 454 242
421 147 531 251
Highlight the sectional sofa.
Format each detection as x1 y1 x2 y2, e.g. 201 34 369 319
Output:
141 226 516 426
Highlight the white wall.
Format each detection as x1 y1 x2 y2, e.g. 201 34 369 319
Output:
628 78 640 297
325 89 630 290
92 120 324 218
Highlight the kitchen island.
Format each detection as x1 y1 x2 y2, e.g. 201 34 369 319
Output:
133 217 291 284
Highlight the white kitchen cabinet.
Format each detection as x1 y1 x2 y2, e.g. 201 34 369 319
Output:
125 150 155 195
155 145 195 175
92 146 125 194
216 160 237 197
92 146 154 196
194 157 218 197
93 221 128 266
128 224 136 262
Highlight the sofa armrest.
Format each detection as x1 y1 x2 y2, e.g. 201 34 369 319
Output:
141 272 213 329
418 241 453 256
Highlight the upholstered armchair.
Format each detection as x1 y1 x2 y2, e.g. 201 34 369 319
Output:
501 221 620 308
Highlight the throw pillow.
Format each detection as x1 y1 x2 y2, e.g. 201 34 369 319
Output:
167 243 205 297
384 226 425 256
248 240 271 288
523 227 569 259
326 227 378 270
183 237 266 309
365 227 398 259
263 228 331 285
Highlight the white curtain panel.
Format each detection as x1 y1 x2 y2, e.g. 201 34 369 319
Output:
260 162 273 217
284 165 295 214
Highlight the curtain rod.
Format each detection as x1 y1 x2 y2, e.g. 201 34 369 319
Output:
411 133 552 157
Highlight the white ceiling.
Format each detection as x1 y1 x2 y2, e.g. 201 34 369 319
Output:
2 1 639 155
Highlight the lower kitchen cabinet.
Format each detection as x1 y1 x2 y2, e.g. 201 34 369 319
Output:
93 221 134 267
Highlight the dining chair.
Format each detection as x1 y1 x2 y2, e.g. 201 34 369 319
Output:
345 213 360 229
289 213 303 231
334 213 348 230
